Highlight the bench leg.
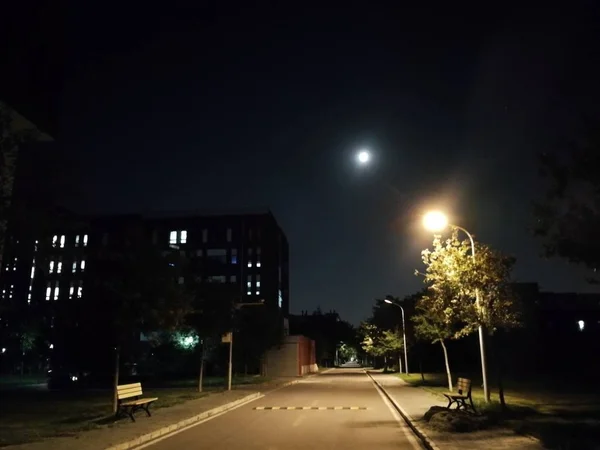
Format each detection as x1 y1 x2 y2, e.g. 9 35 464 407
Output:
469 396 477 414
142 402 152 417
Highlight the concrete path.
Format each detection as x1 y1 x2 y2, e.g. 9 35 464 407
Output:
370 372 545 450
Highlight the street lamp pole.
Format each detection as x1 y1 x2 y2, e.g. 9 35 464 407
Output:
384 297 409 375
227 301 265 391
422 211 490 403
451 225 489 403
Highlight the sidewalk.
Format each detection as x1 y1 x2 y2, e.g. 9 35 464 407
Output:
369 373 544 450
6 378 296 450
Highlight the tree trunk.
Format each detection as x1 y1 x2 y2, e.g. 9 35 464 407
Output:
112 347 120 414
198 339 205 393
492 332 508 412
398 355 402 374
440 340 453 392
420 357 425 382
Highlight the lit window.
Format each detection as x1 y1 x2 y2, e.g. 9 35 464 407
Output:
256 291 260 295
60 235 66 248
75 235 80 247
226 228 232 242
12 257 17 271
278 289 283 308
83 234 88 246
30 266 35 279
578 320 585 332
57 261 62 274
69 282 75 299
49 261 55 273
52 235 58 247
247 291 251 296
80 260 86 271
248 262 253 268
231 249 238 264
257 281 261 288
27 292 32 302
77 285 82 298
72 261 77 273
247 281 252 288
257 261 261 268
53 284 59 300
169 230 187 245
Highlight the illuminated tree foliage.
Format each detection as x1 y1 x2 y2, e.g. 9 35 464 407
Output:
359 322 403 369
418 231 520 336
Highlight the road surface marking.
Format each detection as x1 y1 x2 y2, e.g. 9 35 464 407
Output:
369 376 423 450
253 406 368 410
292 415 305 427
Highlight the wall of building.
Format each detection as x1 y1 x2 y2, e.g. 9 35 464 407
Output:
263 335 317 377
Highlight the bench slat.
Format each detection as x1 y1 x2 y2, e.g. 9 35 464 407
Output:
119 390 143 399
117 383 142 391
118 386 143 394
117 383 144 400
121 397 158 406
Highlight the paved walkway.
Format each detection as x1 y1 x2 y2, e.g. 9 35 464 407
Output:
370 373 545 450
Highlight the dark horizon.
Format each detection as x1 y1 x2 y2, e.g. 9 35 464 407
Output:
3 3 600 325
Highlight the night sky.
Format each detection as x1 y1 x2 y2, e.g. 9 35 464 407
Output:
3 3 600 324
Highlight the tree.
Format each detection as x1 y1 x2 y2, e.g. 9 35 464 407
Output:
184 271 236 392
359 322 403 370
85 234 191 413
418 231 521 404
412 290 458 391
534 129 600 283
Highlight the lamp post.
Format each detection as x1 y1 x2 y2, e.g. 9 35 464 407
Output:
226 300 265 391
384 296 409 375
422 210 490 403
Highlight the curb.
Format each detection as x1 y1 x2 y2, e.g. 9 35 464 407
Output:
104 392 261 450
366 372 441 450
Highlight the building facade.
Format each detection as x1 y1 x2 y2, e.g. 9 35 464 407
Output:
0 210 290 373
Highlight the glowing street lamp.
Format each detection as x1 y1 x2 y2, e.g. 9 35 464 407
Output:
356 149 371 165
423 211 449 232
422 210 490 403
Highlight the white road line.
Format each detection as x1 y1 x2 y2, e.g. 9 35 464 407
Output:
369 377 423 450
292 415 305 427
134 394 265 449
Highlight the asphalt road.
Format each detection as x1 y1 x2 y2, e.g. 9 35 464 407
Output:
143 368 424 450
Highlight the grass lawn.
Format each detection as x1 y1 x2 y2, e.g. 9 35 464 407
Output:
399 372 600 449
0 375 269 447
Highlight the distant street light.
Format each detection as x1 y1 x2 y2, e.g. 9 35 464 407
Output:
384 297 409 375
422 210 490 403
356 149 371 165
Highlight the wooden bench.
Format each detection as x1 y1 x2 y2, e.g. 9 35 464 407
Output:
443 377 476 413
116 382 158 422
